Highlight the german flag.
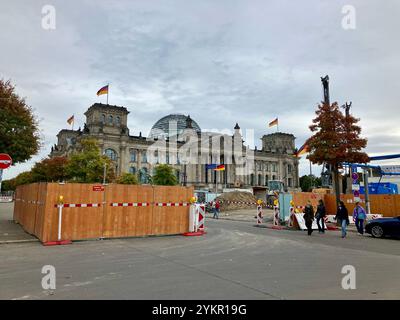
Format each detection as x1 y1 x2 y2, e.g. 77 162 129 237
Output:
214 164 225 171
268 118 278 127
97 85 109 96
67 115 74 125
296 143 309 157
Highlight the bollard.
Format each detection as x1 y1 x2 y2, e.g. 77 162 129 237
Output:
43 195 72 246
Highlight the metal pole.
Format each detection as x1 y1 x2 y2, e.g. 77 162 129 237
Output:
103 163 107 185
0 169 3 193
58 204 63 241
363 168 371 214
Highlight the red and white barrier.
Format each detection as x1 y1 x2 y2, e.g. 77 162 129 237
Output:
272 206 286 230
110 202 149 207
256 205 263 225
183 203 206 236
273 206 280 226
53 203 101 208
0 196 13 202
288 207 296 228
155 202 189 207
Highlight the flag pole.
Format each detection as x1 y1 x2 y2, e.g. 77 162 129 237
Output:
107 83 109 105
72 114 74 131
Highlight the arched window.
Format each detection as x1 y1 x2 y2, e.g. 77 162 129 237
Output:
129 167 136 174
139 167 149 184
104 148 117 161
258 174 262 186
115 116 121 126
101 114 106 124
265 175 269 186
141 151 147 163
250 174 255 186
108 115 113 125
130 150 137 162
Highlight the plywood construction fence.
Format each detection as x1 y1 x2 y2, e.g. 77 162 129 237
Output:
13 183 194 243
291 192 400 217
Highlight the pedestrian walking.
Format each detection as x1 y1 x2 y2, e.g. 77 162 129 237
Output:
335 201 350 238
214 200 220 219
211 200 217 219
315 199 326 233
303 201 314 236
353 201 367 235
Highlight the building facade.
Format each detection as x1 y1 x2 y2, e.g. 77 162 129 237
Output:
50 103 300 191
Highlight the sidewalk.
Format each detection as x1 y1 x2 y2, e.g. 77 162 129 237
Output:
206 207 274 223
0 202 38 244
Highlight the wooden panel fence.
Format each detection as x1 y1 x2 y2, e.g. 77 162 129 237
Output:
13 183 194 243
292 192 400 217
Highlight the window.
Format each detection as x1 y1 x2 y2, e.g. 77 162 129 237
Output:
288 178 292 187
257 162 262 171
101 114 106 124
104 148 117 161
108 115 113 125
288 164 292 174
139 168 149 184
115 116 121 126
265 175 269 186
258 174 262 186
250 174 255 186
154 150 159 164
265 163 270 172
141 151 147 163
166 152 170 164
130 150 137 162
129 167 136 174
272 163 277 172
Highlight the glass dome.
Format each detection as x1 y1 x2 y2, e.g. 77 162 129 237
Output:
149 114 201 140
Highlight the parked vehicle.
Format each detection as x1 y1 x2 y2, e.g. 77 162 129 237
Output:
365 216 400 238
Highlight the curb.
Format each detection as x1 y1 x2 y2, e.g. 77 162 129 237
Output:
0 239 39 244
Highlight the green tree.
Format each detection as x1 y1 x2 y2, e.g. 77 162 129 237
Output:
116 172 138 185
14 171 34 187
30 156 70 182
151 164 178 186
66 139 115 183
299 175 322 192
0 79 40 163
1 178 17 191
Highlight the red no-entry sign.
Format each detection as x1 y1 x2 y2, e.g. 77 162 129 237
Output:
0 154 12 169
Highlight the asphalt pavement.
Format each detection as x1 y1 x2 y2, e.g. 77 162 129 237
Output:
1 215 399 300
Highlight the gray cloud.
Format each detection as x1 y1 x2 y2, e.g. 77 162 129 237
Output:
1 0 400 179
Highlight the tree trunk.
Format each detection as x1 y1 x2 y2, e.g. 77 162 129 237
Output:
332 164 340 212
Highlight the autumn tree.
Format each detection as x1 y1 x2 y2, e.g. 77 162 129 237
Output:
341 105 369 164
0 79 40 163
66 139 115 183
30 156 70 182
307 102 368 207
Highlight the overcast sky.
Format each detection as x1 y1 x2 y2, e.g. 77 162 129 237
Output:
1 0 400 180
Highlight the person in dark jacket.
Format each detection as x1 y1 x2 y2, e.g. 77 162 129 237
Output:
315 199 326 233
335 201 350 238
303 201 315 236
